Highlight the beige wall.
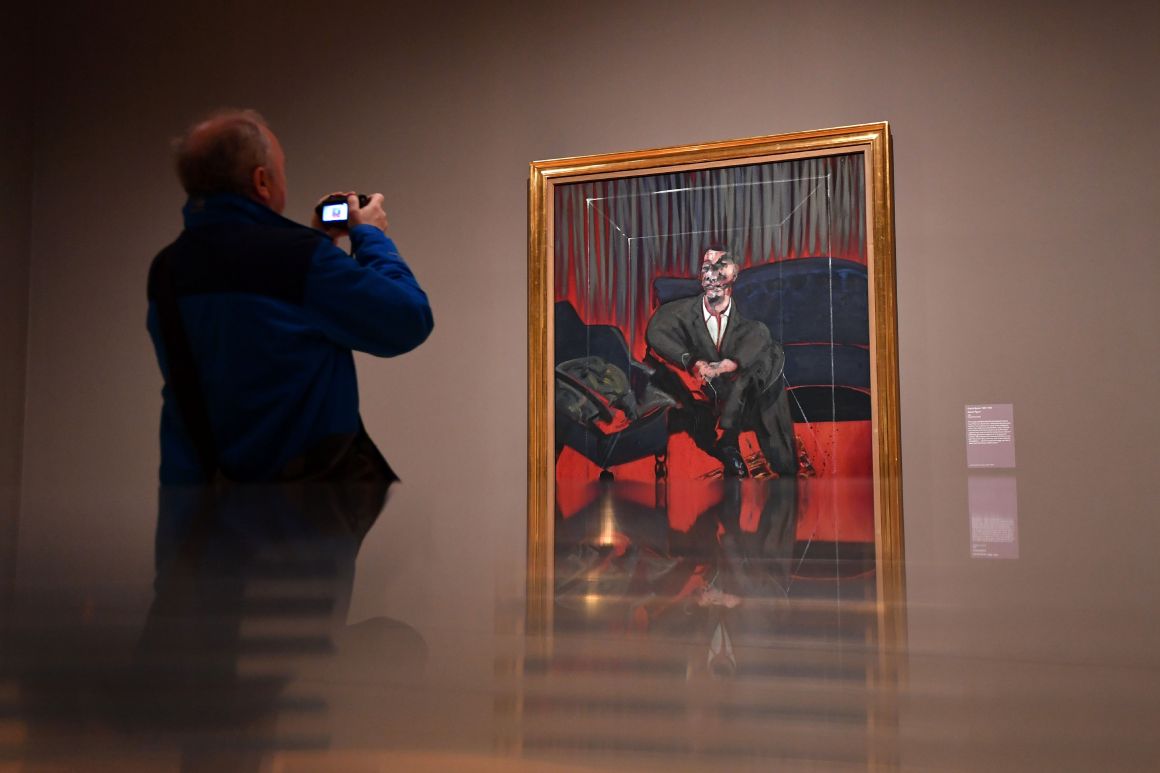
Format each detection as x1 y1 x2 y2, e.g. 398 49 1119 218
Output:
12 0 1160 659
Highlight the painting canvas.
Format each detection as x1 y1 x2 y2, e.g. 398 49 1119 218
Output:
528 124 903 650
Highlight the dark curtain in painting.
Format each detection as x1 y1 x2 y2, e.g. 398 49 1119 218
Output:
554 154 866 358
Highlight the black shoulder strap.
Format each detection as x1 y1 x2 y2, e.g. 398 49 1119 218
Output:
151 241 220 478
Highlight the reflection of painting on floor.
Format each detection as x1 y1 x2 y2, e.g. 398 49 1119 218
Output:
554 480 876 646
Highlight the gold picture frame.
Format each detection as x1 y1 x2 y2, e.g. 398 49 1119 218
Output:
528 123 903 646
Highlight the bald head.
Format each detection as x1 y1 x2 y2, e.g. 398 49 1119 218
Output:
174 109 287 212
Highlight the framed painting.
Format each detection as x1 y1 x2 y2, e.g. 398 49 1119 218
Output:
527 123 904 652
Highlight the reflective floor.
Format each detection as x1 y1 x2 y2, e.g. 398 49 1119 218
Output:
2 482 1159 771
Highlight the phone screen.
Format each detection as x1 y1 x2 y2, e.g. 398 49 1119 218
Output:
321 202 349 222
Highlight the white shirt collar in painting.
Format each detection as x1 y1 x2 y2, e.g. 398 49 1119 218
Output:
702 296 732 349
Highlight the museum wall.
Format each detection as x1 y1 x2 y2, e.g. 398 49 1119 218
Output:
12 0 1160 666
0 6 34 624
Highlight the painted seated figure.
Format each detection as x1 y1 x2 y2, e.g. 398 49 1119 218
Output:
645 246 797 478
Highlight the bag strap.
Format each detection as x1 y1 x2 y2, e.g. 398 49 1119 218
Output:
152 243 220 478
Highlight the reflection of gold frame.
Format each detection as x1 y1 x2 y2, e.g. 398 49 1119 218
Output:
528 123 904 643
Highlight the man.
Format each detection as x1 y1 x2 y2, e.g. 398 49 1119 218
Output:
645 246 795 477
146 109 433 486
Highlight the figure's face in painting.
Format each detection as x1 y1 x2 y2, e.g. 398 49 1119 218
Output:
700 249 738 303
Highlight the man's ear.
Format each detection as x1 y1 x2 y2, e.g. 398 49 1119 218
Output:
251 165 272 205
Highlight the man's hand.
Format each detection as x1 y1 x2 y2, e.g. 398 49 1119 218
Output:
311 191 389 243
349 192 388 233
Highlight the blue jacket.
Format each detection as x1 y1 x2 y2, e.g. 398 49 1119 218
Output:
147 194 433 485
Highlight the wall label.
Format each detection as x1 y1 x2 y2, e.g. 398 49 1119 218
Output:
965 403 1016 468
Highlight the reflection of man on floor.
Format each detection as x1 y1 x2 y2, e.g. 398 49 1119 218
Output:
645 246 796 477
